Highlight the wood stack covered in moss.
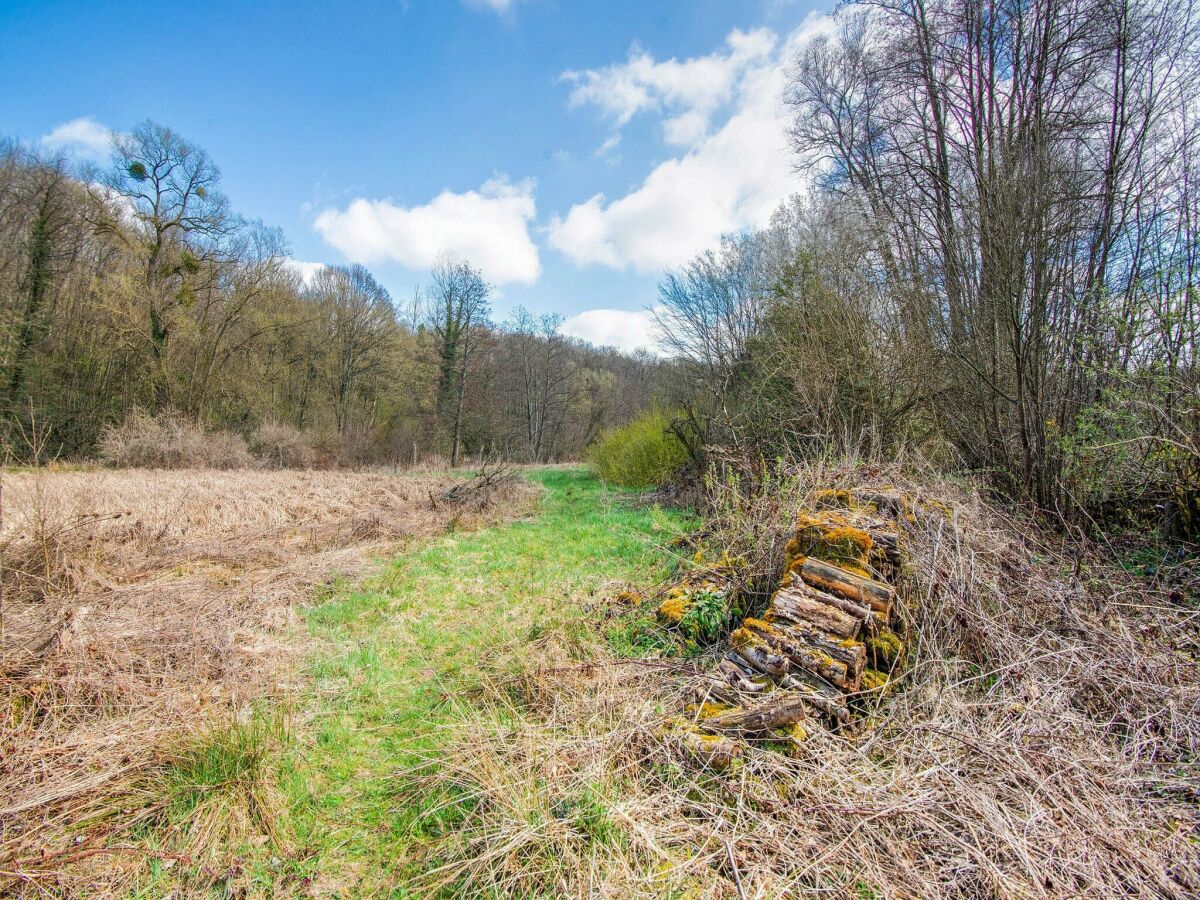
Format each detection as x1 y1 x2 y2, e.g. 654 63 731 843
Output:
673 490 913 766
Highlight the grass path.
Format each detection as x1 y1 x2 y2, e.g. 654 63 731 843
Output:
236 468 683 896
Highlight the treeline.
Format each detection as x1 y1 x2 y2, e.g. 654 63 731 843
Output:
652 0 1199 537
0 123 664 465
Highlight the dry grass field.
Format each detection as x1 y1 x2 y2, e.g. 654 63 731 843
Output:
2 464 1196 897
0 466 532 890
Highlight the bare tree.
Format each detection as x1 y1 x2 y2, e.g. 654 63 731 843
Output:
100 121 235 409
0 149 83 412
506 308 573 461
426 256 491 466
310 264 396 436
785 0 1200 510
653 232 773 461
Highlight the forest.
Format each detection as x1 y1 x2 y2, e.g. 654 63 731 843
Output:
628 0 1200 539
0 123 665 466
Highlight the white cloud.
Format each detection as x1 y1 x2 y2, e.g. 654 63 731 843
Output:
313 176 540 286
551 15 833 274
40 116 112 161
595 133 622 158
563 28 776 148
560 308 666 355
284 259 325 287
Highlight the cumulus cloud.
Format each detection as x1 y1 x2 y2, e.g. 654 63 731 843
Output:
563 28 775 148
560 308 665 355
552 15 833 274
313 177 541 286
40 116 112 161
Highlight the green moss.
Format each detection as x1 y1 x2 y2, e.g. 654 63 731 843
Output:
866 629 904 669
786 512 874 570
861 668 890 692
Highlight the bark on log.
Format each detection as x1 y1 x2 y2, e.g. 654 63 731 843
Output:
742 618 857 691
717 658 767 694
800 557 894 617
786 582 873 622
674 730 743 771
778 676 852 724
769 622 867 687
729 638 790 678
700 692 811 735
769 585 864 639
804 632 866 685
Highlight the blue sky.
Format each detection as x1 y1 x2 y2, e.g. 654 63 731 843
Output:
0 0 831 351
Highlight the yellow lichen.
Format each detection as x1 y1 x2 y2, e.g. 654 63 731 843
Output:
741 616 776 635
729 627 763 651
809 649 836 668
658 596 687 623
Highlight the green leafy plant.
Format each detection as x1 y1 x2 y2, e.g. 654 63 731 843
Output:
678 588 730 643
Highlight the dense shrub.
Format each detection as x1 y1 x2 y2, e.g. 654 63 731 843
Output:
98 411 254 469
587 410 689 487
250 421 316 469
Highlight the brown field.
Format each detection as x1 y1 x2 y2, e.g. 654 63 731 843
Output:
0 466 532 885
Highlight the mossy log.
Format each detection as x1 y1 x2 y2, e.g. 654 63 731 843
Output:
699 691 811 735
795 628 867 686
790 581 873 622
674 729 743 771
727 634 790 677
787 514 874 568
741 618 860 692
769 584 865 639
800 557 894 618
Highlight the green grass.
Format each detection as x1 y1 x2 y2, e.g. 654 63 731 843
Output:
137 467 687 896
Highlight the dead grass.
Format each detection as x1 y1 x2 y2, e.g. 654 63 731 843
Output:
399 461 1200 898
0 465 534 893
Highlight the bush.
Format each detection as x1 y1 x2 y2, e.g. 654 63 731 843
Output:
250 421 315 469
587 410 689 487
98 410 254 469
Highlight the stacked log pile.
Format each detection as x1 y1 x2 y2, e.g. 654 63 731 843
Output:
667 489 914 765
